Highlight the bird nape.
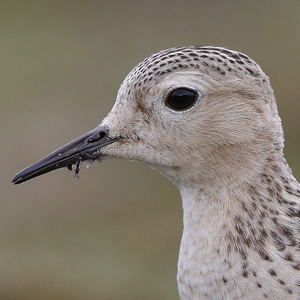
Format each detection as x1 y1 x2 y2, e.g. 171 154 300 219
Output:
12 46 300 300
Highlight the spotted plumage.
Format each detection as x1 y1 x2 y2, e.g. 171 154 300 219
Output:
13 46 300 299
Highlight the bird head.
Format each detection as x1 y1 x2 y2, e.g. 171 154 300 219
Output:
12 46 283 189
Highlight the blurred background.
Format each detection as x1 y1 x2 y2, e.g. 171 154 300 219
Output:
2 1 300 299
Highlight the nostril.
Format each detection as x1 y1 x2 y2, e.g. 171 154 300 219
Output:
99 131 106 139
88 130 107 143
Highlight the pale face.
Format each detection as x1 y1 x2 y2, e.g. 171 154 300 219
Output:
100 69 279 188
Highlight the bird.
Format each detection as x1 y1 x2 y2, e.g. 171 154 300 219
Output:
12 46 300 299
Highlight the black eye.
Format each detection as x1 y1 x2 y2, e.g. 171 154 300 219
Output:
166 88 198 111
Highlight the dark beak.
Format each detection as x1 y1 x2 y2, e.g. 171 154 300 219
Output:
12 126 120 185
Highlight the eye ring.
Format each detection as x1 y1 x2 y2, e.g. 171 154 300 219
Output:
165 87 198 111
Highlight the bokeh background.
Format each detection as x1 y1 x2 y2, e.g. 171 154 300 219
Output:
2 1 300 299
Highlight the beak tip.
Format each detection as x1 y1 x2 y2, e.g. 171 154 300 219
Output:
12 173 23 185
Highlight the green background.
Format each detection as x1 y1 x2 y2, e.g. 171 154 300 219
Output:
3 1 300 299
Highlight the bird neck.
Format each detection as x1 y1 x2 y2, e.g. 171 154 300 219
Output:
177 157 300 299
178 150 294 229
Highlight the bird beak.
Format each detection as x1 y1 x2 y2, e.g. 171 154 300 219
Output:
12 126 120 185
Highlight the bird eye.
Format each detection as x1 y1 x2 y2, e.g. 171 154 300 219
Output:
166 88 198 111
